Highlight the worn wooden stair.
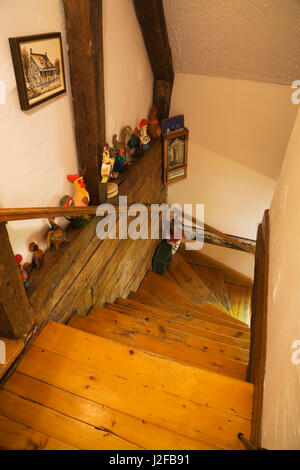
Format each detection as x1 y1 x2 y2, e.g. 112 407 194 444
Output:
0 250 253 450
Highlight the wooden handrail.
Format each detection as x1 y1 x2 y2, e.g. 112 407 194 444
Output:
174 210 256 255
0 205 255 254
0 206 100 222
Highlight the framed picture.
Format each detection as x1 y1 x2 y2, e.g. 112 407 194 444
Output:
163 128 189 183
161 114 184 136
9 32 66 110
166 165 187 184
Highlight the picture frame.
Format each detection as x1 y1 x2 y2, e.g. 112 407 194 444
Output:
161 114 184 136
166 165 187 185
163 128 189 184
9 32 66 110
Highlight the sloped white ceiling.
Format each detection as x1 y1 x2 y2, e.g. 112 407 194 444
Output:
163 0 300 84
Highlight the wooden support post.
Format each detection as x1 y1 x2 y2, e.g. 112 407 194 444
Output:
134 0 174 119
248 209 270 448
63 0 106 205
0 224 34 339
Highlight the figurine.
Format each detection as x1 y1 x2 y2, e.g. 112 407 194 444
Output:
29 242 44 269
139 119 151 151
101 144 116 182
113 148 127 173
15 254 30 289
112 126 133 152
148 105 162 139
128 128 140 154
46 218 68 251
60 174 92 227
100 144 119 199
61 174 89 207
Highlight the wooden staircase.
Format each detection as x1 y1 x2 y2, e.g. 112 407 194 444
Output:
0 250 253 450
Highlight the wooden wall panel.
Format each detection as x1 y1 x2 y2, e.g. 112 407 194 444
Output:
27 140 166 327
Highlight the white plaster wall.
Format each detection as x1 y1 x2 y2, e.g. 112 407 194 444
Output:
168 73 297 243
0 0 78 262
0 0 153 262
103 0 153 144
262 106 300 450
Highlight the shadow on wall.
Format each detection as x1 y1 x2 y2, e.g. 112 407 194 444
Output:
170 74 297 180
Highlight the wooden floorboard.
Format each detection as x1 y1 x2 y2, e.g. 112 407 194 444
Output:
0 414 77 450
110 301 250 349
3 373 211 450
34 322 253 420
189 264 232 314
11 343 250 449
69 314 248 380
225 282 252 325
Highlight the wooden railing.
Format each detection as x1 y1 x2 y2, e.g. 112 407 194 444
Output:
175 211 256 255
0 205 255 255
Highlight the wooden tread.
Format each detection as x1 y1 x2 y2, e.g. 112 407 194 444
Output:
179 246 253 288
91 306 249 361
225 282 252 325
142 271 249 329
111 299 250 348
68 312 248 380
129 288 250 332
0 321 252 449
167 253 229 312
187 263 232 314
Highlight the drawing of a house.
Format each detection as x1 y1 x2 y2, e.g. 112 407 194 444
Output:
27 49 58 88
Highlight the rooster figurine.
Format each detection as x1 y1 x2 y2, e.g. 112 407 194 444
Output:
60 174 92 228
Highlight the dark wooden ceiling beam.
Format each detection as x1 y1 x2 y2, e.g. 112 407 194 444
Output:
63 0 106 205
134 0 174 119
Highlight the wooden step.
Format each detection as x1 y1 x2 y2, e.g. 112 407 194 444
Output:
187 263 232 314
25 321 252 449
0 338 25 381
89 306 249 363
68 312 248 380
0 414 77 450
129 287 250 332
115 298 250 346
225 282 252 325
1 373 209 450
179 246 253 288
142 271 230 320
167 253 229 312
35 322 253 418
106 302 250 350
142 271 249 329
0 388 140 450
12 345 242 449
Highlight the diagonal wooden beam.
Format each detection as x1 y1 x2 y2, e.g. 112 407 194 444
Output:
134 0 174 119
63 0 106 205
